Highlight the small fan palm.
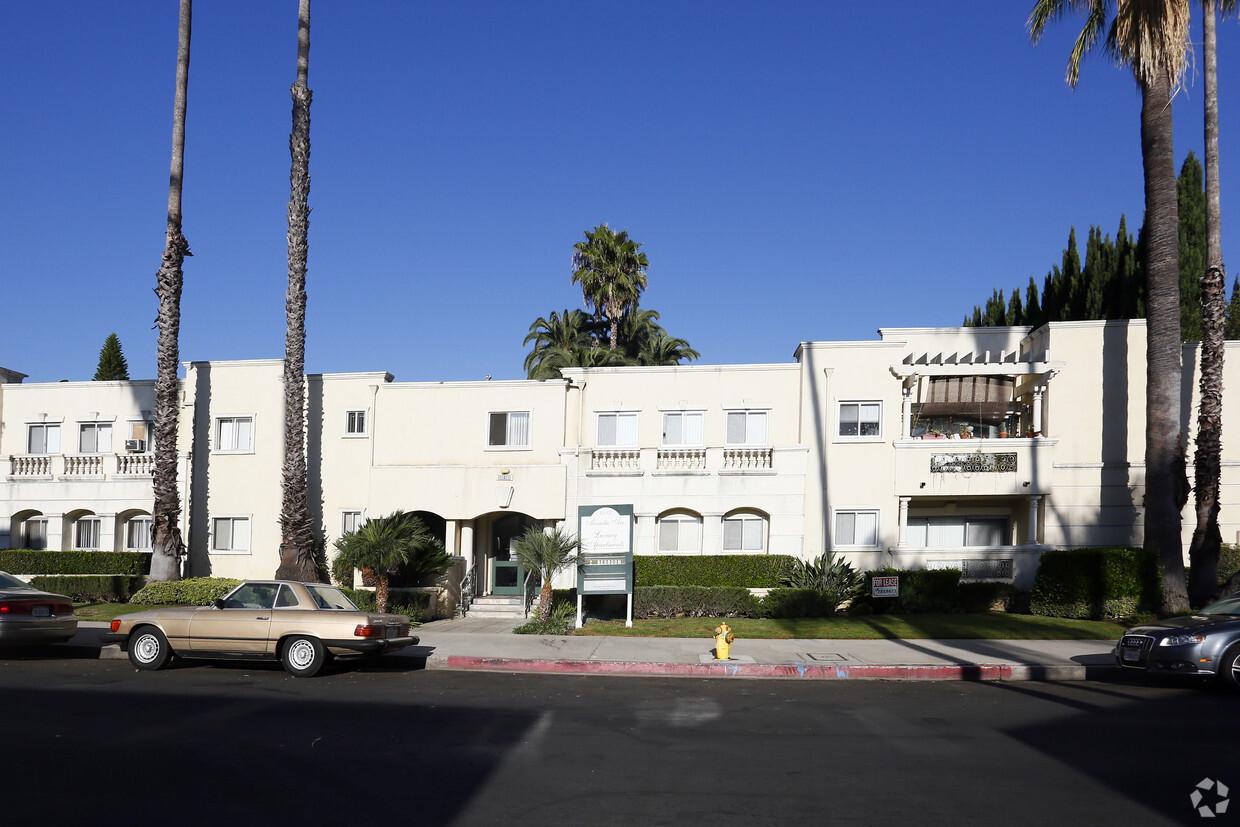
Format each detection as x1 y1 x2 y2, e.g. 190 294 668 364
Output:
514 526 581 621
333 511 447 612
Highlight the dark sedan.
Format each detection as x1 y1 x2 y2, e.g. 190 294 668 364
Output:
0 571 78 646
1116 592 1240 690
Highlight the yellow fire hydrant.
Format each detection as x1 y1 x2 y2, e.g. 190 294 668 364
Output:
714 622 736 660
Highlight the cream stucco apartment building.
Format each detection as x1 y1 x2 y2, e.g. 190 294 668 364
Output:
3 320 1238 602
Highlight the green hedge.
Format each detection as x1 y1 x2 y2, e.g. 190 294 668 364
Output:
130 577 241 605
31 575 146 603
761 588 841 618
0 550 151 576
1219 544 1240 587
634 586 759 618
342 588 432 622
1030 547 1160 619
635 555 797 588
849 569 963 614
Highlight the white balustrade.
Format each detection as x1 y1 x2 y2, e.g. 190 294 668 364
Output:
722 447 773 471
9 455 52 476
656 447 706 471
591 448 641 471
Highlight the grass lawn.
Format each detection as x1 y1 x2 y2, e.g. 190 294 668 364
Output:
570 613 1129 640
73 602 176 622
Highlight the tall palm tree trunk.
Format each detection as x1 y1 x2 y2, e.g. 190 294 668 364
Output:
1188 0 1227 606
1140 71 1190 614
276 0 318 581
150 0 192 582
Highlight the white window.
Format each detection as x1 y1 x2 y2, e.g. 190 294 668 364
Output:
126 421 152 452
657 514 701 553
723 515 766 552
906 517 1009 548
215 416 253 452
74 517 102 551
726 411 768 445
488 411 530 448
341 510 363 536
79 423 113 453
834 509 879 548
345 410 367 436
597 412 638 447
662 411 703 446
27 424 61 454
22 518 48 550
838 401 882 439
126 517 152 551
211 516 251 553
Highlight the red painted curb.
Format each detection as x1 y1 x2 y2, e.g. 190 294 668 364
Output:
442 656 1014 681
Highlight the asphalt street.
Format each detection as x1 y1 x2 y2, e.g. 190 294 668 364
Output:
0 654 1233 826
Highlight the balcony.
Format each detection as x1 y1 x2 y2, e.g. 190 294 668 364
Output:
893 437 1056 497
5 453 156 480
588 446 777 476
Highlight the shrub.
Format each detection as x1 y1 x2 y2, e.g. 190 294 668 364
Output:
633 586 759 618
635 555 797 588
761 588 839 618
130 577 241 606
957 582 1016 614
1030 547 1160 619
31 575 145 603
341 588 432 622
514 601 576 635
0 550 151 576
781 553 862 614
1219 544 1240 588
850 568 963 614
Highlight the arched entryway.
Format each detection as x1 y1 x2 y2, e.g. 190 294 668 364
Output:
475 511 541 596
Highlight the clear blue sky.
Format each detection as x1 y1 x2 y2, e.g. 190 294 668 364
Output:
2 2 1235 383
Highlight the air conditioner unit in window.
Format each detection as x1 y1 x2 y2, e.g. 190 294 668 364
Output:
124 439 146 452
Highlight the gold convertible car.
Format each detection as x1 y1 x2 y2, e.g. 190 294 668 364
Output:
101 580 417 677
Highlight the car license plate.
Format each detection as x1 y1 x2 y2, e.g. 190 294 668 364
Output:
385 626 395 639
1123 648 1140 662
32 605 50 617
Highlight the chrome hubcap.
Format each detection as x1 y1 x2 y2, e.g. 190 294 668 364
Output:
288 640 315 669
133 633 160 663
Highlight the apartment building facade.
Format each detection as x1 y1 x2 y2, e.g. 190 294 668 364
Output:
3 320 1236 595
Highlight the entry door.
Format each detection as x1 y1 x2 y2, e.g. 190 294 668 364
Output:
491 534 523 595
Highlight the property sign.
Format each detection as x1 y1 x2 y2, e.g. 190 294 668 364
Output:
871 575 899 597
577 505 634 596
576 505 635 628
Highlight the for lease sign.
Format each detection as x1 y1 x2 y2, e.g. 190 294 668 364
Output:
871 576 899 597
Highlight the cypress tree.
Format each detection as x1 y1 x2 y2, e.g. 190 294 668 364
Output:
1007 288 1023 326
1226 277 1240 340
1062 227 1083 319
94 333 130 381
1178 152 1207 341
1025 276 1042 326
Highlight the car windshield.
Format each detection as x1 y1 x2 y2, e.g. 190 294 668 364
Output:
1199 594 1240 616
0 572 34 590
305 585 359 611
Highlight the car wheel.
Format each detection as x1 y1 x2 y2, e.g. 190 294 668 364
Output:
281 635 327 678
1220 645 1240 693
128 626 172 671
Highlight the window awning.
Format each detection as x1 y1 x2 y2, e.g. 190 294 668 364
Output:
918 376 1014 419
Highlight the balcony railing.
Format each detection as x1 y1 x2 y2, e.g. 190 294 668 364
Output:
591 449 641 472
657 447 706 471
722 447 773 471
5 453 156 479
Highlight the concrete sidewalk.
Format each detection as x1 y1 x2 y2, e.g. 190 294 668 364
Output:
72 619 1120 681
407 617 1121 681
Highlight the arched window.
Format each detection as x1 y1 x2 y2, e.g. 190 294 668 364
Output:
73 515 101 550
723 512 767 553
125 516 152 551
657 512 701 554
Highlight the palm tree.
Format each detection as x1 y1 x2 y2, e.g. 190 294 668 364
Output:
571 224 650 348
150 0 192 582
276 0 318 581
333 511 447 612
1029 0 1192 613
514 526 580 621
523 309 594 379
1188 0 1235 605
638 331 700 367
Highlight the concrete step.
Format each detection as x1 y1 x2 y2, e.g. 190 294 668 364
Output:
465 595 526 619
